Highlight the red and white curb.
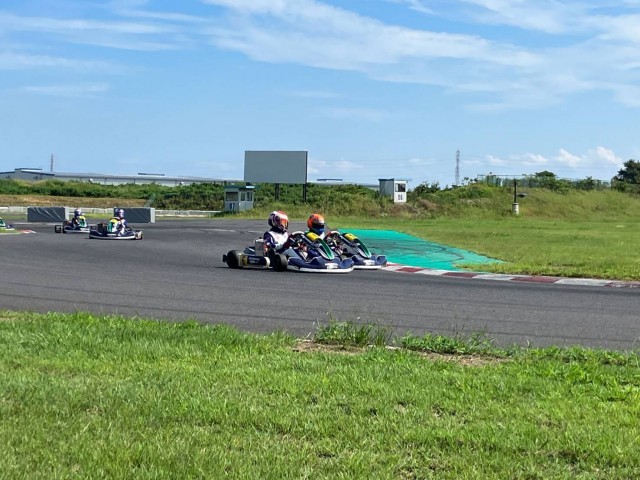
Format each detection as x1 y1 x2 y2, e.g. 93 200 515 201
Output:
383 264 640 289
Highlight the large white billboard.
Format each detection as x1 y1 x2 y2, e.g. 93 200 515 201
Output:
244 151 308 184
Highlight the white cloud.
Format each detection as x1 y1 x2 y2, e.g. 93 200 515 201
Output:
555 148 583 167
21 83 110 97
0 52 118 72
200 0 640 110
588 146 623 166
0 12 189 51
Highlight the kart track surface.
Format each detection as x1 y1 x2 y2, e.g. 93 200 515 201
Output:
1 219 639 351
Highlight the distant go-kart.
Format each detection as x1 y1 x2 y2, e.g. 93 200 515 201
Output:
0 218 15 231
325 231 388 269
89 219 143 240
54 217 90 234
223 231 354 273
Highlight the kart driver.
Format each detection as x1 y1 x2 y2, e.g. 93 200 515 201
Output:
306 213 329 239
307 213 346 255
111 208 129 235
70 208 86 227
263 210 290 253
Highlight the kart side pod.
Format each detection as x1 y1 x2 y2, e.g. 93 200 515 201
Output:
223 249 288 271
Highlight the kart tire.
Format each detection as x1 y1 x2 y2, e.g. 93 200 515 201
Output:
225 250 242 269
54 225 62 233
272 253 288 272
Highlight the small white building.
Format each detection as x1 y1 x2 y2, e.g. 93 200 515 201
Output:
379 178 408 203
224 185 255 212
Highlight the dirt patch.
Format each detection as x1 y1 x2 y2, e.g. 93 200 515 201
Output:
293 339 506 366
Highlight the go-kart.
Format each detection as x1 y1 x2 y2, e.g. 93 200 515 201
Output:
325 231 387 269
54 217 90 234
0 218 15 232
223 231 354 273
0 218 15 231
89 219 143 240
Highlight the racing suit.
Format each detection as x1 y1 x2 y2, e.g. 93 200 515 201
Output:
70 215 86 228
263 228 290 253
110 217 129 235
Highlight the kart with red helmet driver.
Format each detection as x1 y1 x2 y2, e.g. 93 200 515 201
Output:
223 210 354 273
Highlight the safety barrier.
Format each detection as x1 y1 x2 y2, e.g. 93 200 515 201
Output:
2 206 220 220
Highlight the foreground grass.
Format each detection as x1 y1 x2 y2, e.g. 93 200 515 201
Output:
1 311 639 479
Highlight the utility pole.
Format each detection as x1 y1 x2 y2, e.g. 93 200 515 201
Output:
455 149 460 186
50 154 54 172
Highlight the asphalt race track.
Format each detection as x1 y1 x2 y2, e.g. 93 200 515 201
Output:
1 219 639 351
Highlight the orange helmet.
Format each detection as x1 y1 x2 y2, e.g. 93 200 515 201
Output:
307 213 325 234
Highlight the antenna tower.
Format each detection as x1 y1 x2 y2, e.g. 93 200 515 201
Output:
455 149 460 186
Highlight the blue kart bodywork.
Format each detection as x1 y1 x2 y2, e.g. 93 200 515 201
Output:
223 231 354 273
325 231 387 269
55 217 90 234
89 220 143 240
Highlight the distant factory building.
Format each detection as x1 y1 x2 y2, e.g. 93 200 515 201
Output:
0 168 237 187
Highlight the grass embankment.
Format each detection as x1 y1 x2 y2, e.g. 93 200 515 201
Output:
1 312 639 479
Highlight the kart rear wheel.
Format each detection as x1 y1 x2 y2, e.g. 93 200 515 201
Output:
225 250 242 269
272 253 288 272
54 225 62 233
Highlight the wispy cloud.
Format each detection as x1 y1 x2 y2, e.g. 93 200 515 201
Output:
21 83 110 97
0 12 190 51
0 52 118 72
201 0 640 110
4 1 640 109
481 146 623 174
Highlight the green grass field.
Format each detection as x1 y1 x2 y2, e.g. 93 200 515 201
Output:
1 312 639 479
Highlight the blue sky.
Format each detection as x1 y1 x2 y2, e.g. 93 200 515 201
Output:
2 0 639 187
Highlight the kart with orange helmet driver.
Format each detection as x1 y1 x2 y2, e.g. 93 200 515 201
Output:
223 231 355 273
324 231 388 269
305 213 387 269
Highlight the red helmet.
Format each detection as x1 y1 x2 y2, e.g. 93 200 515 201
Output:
307 213 325 234
268 211 289 233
